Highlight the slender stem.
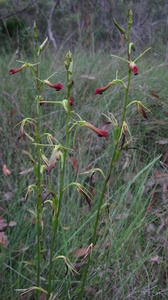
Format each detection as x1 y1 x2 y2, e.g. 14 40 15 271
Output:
34 22 42 300
79 24 132 300
47 67 72 299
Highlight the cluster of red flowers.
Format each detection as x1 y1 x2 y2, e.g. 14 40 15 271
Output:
9 65 110 140
9 66 64 91
10 65 77 113
94 62 138 96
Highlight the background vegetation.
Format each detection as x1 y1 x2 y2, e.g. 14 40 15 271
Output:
0 1 168 299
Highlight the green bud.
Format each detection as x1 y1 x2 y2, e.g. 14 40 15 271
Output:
62 99 68 112
64 51 73 74
127 9 133 29
129 42 135 55
33 20 37 42
38 37 48 55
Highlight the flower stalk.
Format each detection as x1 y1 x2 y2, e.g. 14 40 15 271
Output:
33 21 43 300
79 10 133 299
46 51 73 299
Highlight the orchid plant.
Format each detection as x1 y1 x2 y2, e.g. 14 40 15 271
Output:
78 9 150 299
9 10 150 300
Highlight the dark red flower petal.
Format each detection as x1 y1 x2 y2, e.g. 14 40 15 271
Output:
85 122 108 139
69 97 74 106
9 66 25 75
51 83 64 91
94 82 112 95
94 88 105 95
44 80 64 91
97 129 108 139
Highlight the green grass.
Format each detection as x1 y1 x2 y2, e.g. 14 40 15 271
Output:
0 45 168 299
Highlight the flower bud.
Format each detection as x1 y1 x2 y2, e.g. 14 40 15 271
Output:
64 51 73 73
127 9 133 29
129 62 138 75
38 37 48 55
69 97 74 106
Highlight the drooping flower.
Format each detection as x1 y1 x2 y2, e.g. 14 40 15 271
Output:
123 121 129 134
76 184 92 208
47 148 62 175
68 156 78 173
44 80 64 91
94 82 112 95
9 64 26 75
137 102 147 119
69 97 74 106
0 231 9 248
129 62 138 75
83 122 108 139
3 164 11 176
120 121 129 149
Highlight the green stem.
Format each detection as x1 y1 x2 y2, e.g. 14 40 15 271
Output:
34 22 42 300
79 26 132 300
36 104 41 300
47 69 71 299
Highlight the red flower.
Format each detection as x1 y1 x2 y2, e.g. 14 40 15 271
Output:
84 122 108 139
9 65 26 75
44 80 64 91
69 97 74 106
129 62 138 75
95 87 106 95
94 82 112 95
